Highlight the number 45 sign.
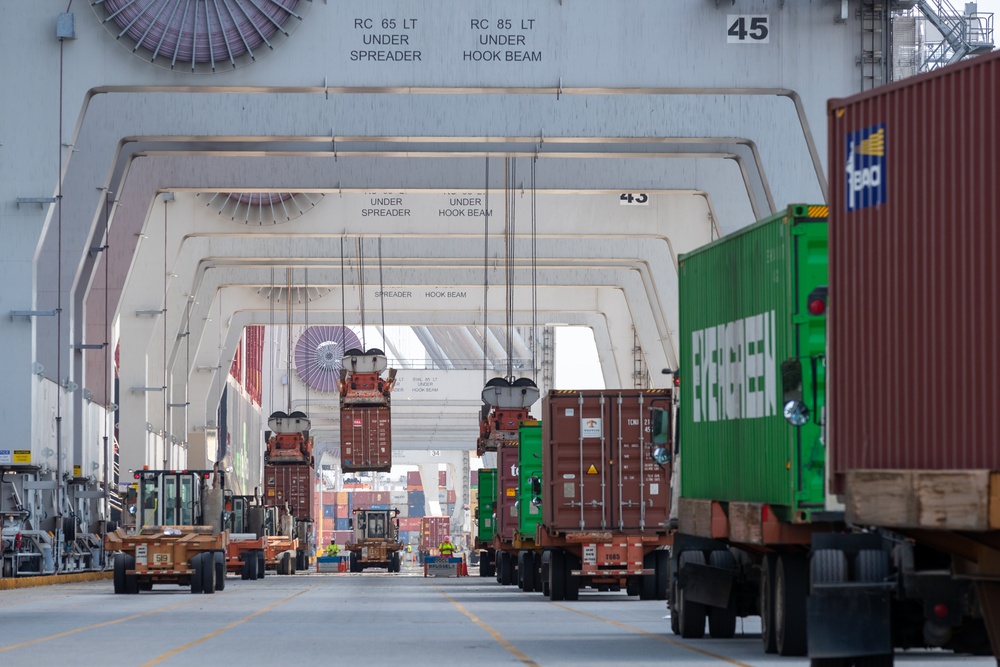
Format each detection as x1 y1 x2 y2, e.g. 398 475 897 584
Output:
727 15 769 43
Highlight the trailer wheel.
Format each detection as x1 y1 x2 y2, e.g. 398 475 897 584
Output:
564 555 580 601
626 578 640 596
201 553 216 594
775 554 807 655
289 553 297 575
392 552 401 573
349 551 358 573
639 552 657 600
655 550 670 601
811 549 847 590
760 553 779 653
549 550 567 601
540 551 551 597
495 551 504 583
113 553 128 594
533 557 543 592
670 572 680 635
190 553 205 594
677 551 706 638
478 551 491 577
518 552 534 592
280 552 292 575
708 550 738 639
500 551 515 586
256 551 266 578
138 579 153 591
214 552 226 591
854 550 893 666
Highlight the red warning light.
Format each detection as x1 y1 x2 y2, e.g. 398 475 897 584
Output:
808 299 826 316
807 286 828 316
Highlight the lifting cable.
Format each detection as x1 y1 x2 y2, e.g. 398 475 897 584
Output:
340 237 347 352
285 268 293 412
357 237 367 350
268 267 275 411
303 266 310 412
531 156 538 384
482 157 490 383
504 157 516 382
378 237 387 350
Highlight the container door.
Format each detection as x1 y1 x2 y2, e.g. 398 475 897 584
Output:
546 392 611 530
612 393 673 530
791 217 829 511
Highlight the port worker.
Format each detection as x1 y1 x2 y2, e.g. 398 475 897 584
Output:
325 541 340 557
438 536 456 557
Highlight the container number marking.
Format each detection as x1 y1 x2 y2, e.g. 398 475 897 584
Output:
154 553 170 565
727 15 769 43
583 545 597 565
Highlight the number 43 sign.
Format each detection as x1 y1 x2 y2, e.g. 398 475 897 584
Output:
727 15 769 43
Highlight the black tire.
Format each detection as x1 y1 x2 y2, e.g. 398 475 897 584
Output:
639 552 657 600
626 578 640 596
289 553 297 575
522 552 536 592
708 550 738 639
479 551 490 577
201 553 216 594
280 552 292 575
516 552 527 590
240 554 251 581
256 551 265 578
190 553 205 594
138 579 153 591
775 554 808 656
760 553 778 654
113 553 127 594
349 551 358 573
669 568 681 635
677 551 706 639
811 549 847 589
214 553 226 591
549 550 567 601
540 551 551 597
564 555 579 601
655 550 670 601
854 550 893 667
500 551 515 586
533 557 543 591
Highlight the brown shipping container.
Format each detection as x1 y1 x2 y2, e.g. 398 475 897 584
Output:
341 405 392 472
420 516 450 551
542 389 673 533
495 442 520 542
407 470 421 490
264 463 315 522
828 51 1000 493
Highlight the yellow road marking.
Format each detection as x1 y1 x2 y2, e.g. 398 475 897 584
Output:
435 586 540 667
550 602 755 667
0 597 203 653
140 587 316 666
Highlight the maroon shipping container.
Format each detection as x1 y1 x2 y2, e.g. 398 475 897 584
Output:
420 516 450 552
828 50 1000 493
399 517 422 533
341 405 392 473
264 463 315 522
495 442 520 542
542 390 673 533
407 470 421 489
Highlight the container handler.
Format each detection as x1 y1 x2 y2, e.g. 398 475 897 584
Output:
339 349 397 473
223 494 266 580
345 507 403 572
474 468 497 577
263 410 315 572
104 468 228 594
538 389 674 601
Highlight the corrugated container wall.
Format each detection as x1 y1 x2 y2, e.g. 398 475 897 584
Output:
496 443 520 542
341 405 392 473
420 516 450 552
542 390 673 534
477 468 496 544
828 52 1000 491
264 463 315 522
678 205 828 516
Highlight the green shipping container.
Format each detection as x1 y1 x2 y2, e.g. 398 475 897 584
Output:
516 420 543 541
477 468 496 543
679 204 828 523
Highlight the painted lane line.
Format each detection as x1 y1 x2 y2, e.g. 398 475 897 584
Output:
0 597 205 653
549 602 755 667
434 586 540 667
141 586 317 666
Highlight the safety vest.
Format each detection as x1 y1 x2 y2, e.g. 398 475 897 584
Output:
326 544 340 557
439 542 455 555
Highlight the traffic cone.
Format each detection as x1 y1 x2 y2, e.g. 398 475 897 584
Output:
461 557 468 577
338 558 347 573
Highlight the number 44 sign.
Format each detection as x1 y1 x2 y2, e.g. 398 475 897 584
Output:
727 15 769 43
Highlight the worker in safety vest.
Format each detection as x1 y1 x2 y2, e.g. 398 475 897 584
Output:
438 537 456 557
325 541 340 557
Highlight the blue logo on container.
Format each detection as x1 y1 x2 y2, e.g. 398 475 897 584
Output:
845 123 886 212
